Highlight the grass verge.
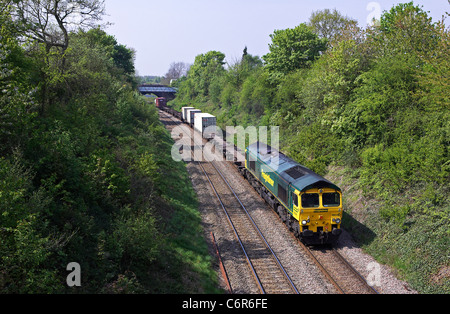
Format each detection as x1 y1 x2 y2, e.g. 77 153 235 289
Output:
146 112 222 294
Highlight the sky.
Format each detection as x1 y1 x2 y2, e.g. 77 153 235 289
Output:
102 0 449 77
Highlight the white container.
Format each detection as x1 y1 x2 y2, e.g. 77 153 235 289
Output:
194 113 217 139
181 107 195 121
186 109 202 126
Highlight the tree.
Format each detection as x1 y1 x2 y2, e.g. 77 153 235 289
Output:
241 46 263 71
308 8 357 42
0 5 36 154
263 23 327 83
165 62 190 81
11 0 105 53
379 1 430 34
82 28 135 76
187 50 225 97
7 0 106 112
225 47 263 88
414 20 449 109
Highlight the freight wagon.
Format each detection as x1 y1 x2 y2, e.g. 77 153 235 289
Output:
155 97 166 109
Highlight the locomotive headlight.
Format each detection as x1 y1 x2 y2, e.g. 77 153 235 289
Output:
335 218 341 224
302 220 308 226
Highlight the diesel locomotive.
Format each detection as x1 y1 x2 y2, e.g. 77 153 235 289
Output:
241 142 342 245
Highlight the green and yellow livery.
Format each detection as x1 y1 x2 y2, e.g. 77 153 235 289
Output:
245 142 343 245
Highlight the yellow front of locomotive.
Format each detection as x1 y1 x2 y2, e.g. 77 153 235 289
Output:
298 188 343 244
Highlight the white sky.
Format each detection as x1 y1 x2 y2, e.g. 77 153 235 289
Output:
102 0 449 76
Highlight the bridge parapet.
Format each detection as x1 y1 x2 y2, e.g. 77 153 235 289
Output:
138 84 177 100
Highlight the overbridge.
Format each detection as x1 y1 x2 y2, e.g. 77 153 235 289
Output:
138 84 177 100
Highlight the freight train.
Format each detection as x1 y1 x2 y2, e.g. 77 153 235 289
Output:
156 98 343 245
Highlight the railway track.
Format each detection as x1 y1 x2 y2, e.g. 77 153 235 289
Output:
159 109 298 294
298 242 379 294
159 108 379 295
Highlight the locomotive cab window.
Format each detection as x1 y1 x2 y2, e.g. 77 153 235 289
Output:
302 193 319 208
323 192 341 207
292 193 299 207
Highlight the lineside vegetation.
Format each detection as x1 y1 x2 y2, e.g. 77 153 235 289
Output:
0 1 217 293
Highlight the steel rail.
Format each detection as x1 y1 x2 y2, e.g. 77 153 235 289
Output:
211 232 233 294
295 240 345 294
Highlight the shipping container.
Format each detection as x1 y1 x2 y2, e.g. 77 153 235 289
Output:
181 107 195 122
194 113 217 139
186 109 202 126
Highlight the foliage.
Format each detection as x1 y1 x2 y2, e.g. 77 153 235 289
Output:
80 27 136 77
262 23 327 83
308 8 358 42
379 1 430 33
0 156 57 293
172 4 449 293
188 50 226 97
